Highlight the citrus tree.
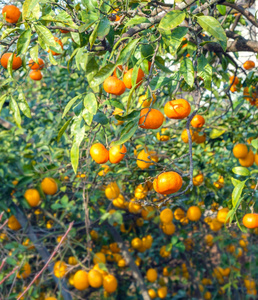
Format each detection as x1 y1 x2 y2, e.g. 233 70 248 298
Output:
0 0 258 299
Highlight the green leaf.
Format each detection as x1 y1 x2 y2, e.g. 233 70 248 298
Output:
232 180 247 208
84 93 98 114
103 99 124 110
1 27 18 39
115 110 139 121
159 10 186 31
17 29 31 56
23 0 39 19
180 58 194 87
7 53 14 78
209 128 226 139
35 25 63 53
196 16 227 51
163 27 188 55
93 112 109 125
71 143 79 174
70 118 85 173
18 90 31 118
62 95 82 118
231 177 241 187
89 22 99 49
251 138 258 150
124 16 150 28
197 55 212 88
82 109 93 125
57 118 72 142
116 38 141 65
10 97 21 127
0 94 7 114
232 167 250 177
111 121 138 146
90 63 116 87
97 17 110 39
71 32 81 46
216 5 226 15
29 44 38 63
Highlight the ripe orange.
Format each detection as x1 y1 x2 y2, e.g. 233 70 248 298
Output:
29 70 43 81
174 208 185 220
255 153 258 166
136 148 158 169
153 171 183 195
103 274 117 293
103 76 126 95
2 5 21 23
191 115 205 128
243 60 255 70
68 256 78 265
60 29 70 33
148 289 157 299
131 237 142 249
187 206 202 221
1 53 22 70
217 207 229 223
162 222 176 235
29 58 45 70
157 286 167 299
164 99 191 119
239 150 254 167
93 252 106 264
160 208 173 223
193 173 204 186
123 68 144 89
146 268 157 282
141 206 155 220
8 215 21 231
48 37 63 56
88 269 103 288
229 75 239 85
24 189 40 207
138 108 164 129
230 85 237 93
17 262 31 279
195 133 206 144
109 144 127 164
45 297 57 300
41 177 58 195
90 143 109 164
105 182 120 200
243 213 258 229
205 234 214 247
73 270 89 290
157 127 170 141
233 144 248 158
53 261 67 278
112 9 120 22
138 93 156 108
181 129 195 143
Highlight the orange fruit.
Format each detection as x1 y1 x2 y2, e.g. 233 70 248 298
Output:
181 129 195 143
17 262 31 279
109 144 127 164
29 70 43 81
191 115 205 128
45 298 57 300
141 206 155 220
48 37 63 56
148 289 157 299
88 269 103 288
217 208 229 223
136 148 158 169
230 85 237 93
8 215 21 231
93 252 106 264
146 268 157 282
103 76 126 95
162 222 176 235
24 189 41 207
53 261 67 278
187 206 201 221
2 5 21 23
74 270 89 290
195 133 206 144
174 207 185 220
105 182 120 200
243 60 255 70
28 58 45 70
164 99 191 119
153 171 183 195
210 218 223 232
239 150 254 167
1 53 22 70
41 177 58 195
233 144 248 158
131 237 142 249
193 173 204 186
138 93 156 108
255 153 258 166
68 256 78 265
205 234 213 247
157 127 170 141
204 291 212 300
243 213 258 229
157 286 167 299
138 108 164 129
111 9 120 22
90 143 109 164
123 68 144 89
229 75 239 85
60 28 70 33
103 274 117 293
160 208 173 224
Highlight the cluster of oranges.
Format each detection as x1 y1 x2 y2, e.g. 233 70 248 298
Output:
233 143 258 168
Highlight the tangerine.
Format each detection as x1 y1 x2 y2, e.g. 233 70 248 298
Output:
41 177 58 195
1 53 22 70
109 144 127 164
153 171 183 195
28 58 45 70
191 114 205 128
103 76 126 95
123 68 144 89
2 5 21 23
164 99 191 119
24 189 40 207
90 143 109 164
138 108 164 129
29 70 43 81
